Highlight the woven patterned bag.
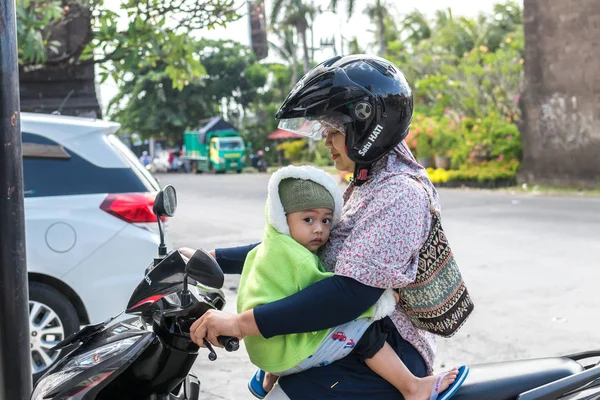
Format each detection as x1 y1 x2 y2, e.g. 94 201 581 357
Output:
398 177 474 338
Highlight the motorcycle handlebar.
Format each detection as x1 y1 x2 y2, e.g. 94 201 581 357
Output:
218 336 239 352
175 316 238 350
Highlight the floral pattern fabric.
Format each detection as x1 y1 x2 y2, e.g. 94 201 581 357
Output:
318 142 440 373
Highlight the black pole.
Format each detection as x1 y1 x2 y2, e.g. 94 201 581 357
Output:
0 0 33 397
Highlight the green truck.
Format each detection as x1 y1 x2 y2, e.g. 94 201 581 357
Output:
183 117 246 173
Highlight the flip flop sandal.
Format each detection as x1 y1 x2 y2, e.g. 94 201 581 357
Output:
248 369 268 399
430 365 470 400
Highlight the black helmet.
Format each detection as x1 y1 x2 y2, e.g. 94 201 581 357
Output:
275 54 414 185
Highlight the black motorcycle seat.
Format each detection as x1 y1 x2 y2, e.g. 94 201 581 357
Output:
453 357 584 400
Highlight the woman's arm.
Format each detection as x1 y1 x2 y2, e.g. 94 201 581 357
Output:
190 275 384 346
178 243 260 274
214 243 259 274
255 275 384 337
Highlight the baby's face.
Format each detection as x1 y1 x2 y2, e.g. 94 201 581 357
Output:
286 208 333 253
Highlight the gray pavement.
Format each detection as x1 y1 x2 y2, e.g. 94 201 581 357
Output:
158 172 600 399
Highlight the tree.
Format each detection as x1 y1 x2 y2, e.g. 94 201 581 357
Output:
401 9 432 45
365 0 389 57
270 0 319 74
482 0 523 52
108 39 267 140
17 0 239 88
347 36 363 54
239 61 300 160
329 0 390 57
16 0 65 64
269 25 300 88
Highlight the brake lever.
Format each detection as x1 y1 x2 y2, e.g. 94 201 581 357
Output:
176 317 238 361
203 340 217 361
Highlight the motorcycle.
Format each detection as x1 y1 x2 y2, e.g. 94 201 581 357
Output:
256 158 268 173
30 187 600 400
31 185 239 400
254 151 268 173
454 349 600 399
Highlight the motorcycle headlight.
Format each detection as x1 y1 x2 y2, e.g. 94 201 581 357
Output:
63 336 139 370
31 370 80 400
32 336 139 400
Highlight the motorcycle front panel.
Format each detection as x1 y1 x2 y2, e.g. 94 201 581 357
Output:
126 250 189 314
32 320 154 400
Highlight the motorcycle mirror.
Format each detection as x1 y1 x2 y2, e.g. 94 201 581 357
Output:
153 185 177 260
185 249 224 289
153 185 177 217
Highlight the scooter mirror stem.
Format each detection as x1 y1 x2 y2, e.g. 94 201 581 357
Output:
156 217 167 257
180 274 191 307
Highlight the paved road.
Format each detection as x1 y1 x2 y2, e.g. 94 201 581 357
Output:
158 172 600 399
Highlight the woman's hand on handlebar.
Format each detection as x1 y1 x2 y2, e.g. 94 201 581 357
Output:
189 309 258 348
178 247 216 259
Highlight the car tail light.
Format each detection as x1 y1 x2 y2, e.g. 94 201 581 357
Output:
100 192 166 223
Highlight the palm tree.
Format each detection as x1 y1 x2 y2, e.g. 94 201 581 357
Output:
329 0 389 57
347 36 363 54
402 8 481 58
483 0 523 51
271 0 319 74
364 1 390 57
400 9 433 45
431 8 477 57
268 25 300 88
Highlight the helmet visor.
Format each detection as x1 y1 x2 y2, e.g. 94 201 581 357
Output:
277 118 324 140
277 114 350 140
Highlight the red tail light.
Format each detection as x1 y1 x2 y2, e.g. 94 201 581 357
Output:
100 192 166 223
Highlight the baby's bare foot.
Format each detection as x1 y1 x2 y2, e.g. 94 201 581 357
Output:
404 368 458 400
263 372 279 393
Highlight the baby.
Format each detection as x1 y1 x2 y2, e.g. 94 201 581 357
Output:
237 165 463 400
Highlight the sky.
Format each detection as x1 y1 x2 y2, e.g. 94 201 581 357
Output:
98 0 523 112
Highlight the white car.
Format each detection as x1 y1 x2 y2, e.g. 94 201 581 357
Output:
21 113 171 381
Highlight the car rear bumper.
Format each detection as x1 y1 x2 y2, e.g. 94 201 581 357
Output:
62 224 171 323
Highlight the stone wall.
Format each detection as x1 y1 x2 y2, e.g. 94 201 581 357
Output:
20 64 101 118
519 0 600 187
19 4 100 118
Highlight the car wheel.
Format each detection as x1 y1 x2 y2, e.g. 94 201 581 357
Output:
29 283 79 382
237 169 242 174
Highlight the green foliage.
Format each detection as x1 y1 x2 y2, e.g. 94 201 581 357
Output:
447 115 521 168
313 141 334 167
408 115 438 159
409 109 521 184
108 39 268 140
92 1 238 88
198 40 268 110
16 0 64 64
17 0 526 186
240 103 280 158
431 118 460 157
270 138 333 166
426 160 520 184
377 0 525 183
277 140 307 162
18 0 238 88
446 160 520 183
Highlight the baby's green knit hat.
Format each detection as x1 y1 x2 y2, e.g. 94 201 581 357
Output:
278 178 335 214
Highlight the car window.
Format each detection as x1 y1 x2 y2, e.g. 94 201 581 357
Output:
22 132 155 197
106 134 160 192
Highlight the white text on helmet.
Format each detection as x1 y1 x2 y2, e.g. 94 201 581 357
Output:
358 124 384 156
